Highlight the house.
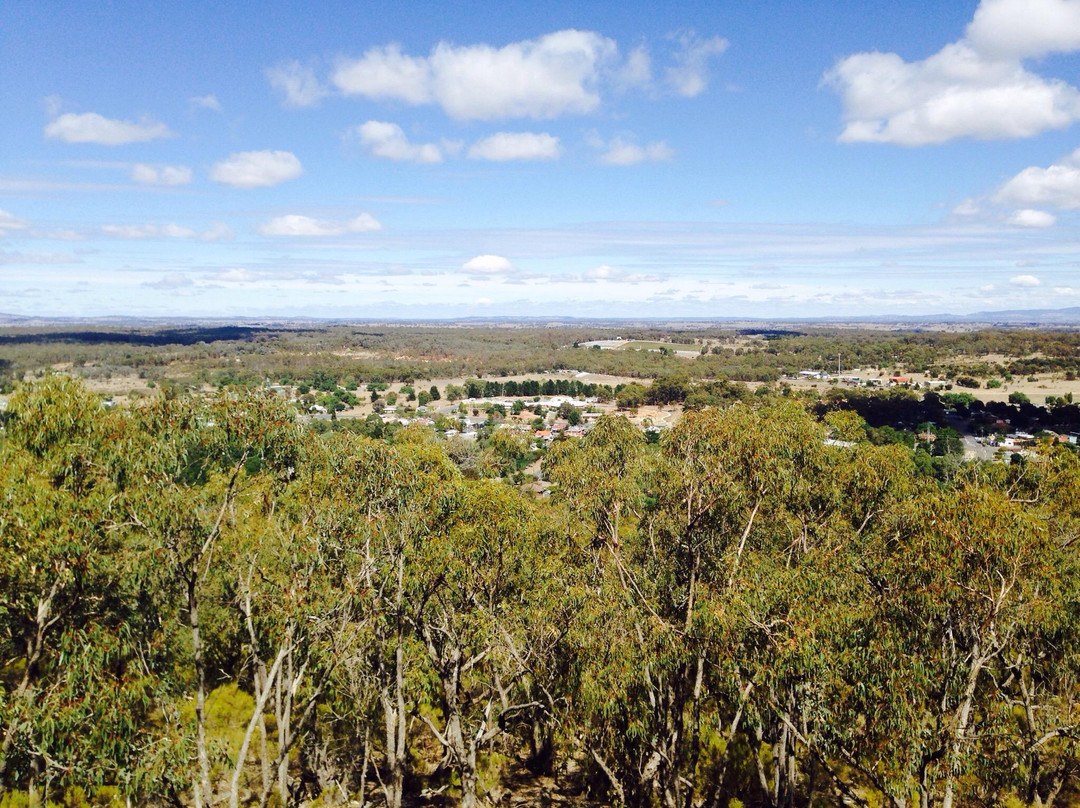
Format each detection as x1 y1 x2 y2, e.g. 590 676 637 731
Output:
890 376 912 384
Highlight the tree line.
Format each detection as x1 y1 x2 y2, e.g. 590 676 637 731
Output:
1 377 1079 807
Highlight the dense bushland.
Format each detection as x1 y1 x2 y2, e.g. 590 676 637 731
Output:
1 377 1079 807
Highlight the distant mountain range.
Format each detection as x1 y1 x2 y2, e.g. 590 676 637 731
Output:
3 307 1080 328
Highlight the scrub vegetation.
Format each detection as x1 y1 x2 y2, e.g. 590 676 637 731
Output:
2 325 1080 807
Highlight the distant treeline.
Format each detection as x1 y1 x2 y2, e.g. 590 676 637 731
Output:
7 325 1080 396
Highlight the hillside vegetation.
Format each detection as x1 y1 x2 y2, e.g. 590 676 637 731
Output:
2 376 1079 808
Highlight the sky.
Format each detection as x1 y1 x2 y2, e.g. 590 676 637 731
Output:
4 0 1080 319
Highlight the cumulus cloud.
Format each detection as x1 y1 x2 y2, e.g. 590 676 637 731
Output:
825 44 1080 145
665 31 729 97
44 112 173 145
592 134 674 165
995 148 1080 208
332 45 433 105
1007 208 1057 227
1010 273 1042 286
214 268 258 283
618 45 653 89
101 222 230 240
143 274 195 290
584 264 623 280
825 0 1080 145
210 150 302 188
200 223 234 241
189 94 222 111
467 132 561 161
967 0 1080 59
353 121 445 163
266 61 329 108
257 213 382 236
582 264 659 283
131 163 193 186
333 30 617 120
461 254 514 275
102 223 197 239
952 198 983 217
0 209 31 233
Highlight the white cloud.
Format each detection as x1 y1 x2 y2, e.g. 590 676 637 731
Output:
353 121 445 163
462 254 514 275
332 45 432 104
214 268 258 283
825 43 1080 145
967 0 1080 59
257 213 382 236
665 31 729 97
584 264 623 280
102 223 197 239
0 209 31 233
467 132 561 161
32 229 83 241
266 61 329 108
581 264 659 283
1007 208 1057 227
44 112 173 145
200 223 234 241
595 135 674 165
995 148 1080 208
952 198 982 216
1010 273 1042 286
618 45 653 89
143 274 195 290
189 94 222 111
99 222 228 241
825 0 1080 146
210 150 302 188
475 296 494 305
334 30 617 120
131 163 193 186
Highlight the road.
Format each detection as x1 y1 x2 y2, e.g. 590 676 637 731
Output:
945 412 997 461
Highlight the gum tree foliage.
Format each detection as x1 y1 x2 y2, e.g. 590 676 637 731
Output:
2 378 1080 807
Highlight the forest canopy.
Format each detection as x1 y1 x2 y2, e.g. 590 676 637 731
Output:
1 376 1079 808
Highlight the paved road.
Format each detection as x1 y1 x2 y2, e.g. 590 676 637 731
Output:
946 412 997 461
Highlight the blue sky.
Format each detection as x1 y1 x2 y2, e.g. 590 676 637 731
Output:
4 0 1080 319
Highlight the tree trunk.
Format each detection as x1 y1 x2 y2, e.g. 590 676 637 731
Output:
229 642 289 808
189 573 212 808
941 649 987 808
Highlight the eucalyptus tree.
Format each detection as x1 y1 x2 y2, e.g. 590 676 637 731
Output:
311 430 460 808
406 479 551 808
832 478 1074 808
115 388 302 808
0 377 188 801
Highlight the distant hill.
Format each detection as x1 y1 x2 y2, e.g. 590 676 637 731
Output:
3 307 1080 328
